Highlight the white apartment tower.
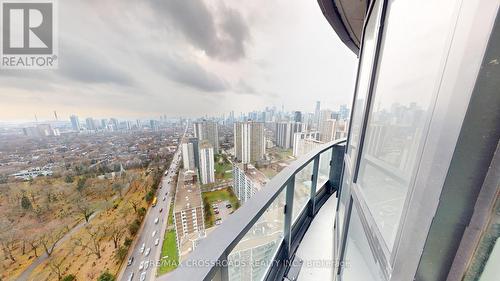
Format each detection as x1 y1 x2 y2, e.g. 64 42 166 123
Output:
234 121 265 164
199 141 215 185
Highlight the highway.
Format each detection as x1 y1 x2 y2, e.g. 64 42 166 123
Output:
119 125 187 281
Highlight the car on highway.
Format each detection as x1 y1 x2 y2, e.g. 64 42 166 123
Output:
152 230 157 237
127 272 134 281
145 247 151 256
127 256 134 266
139 243 145 253
154 218 159 224
159 208 163 213
155 238 160 246
163 196 166 201
215 218 222 225
226 203 232 208
140 272 146 281
139 261 144 270
215 210 219 215
144 261 150 270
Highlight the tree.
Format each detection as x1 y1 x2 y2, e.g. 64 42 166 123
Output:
76 177 87 192
124 237 132 247
145 190 154 203
64 175 74 183
128 219 140 236
73 225 107 259
75 198 94 223
62 275 76 281
137 207 146 219
109 224 126 249
48 257 65 280
98 271 115 281
129 200 139 213
115 246 128 263
39 227 66 257
21 194 32 210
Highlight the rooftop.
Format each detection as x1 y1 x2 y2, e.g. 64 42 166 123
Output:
234 162 269 187
174 169 203 212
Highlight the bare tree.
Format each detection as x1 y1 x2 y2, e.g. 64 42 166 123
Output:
73 224 107 259
0 219 17 262
109 223 126 249
39 227 66 257
75 198 94 223
129 200 139 213
48 257 65 280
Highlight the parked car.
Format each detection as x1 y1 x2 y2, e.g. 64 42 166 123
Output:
139 243 145 253
152 230 157 237
140 272 146 281
139 261 144 270
145 247 151 256
127 273 134 281
215 219 222 225
154 218 159 224
127 256 134 266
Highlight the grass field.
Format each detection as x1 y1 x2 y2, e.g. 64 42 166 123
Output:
214 155 233 180
157 229 178 275
202 187 240 228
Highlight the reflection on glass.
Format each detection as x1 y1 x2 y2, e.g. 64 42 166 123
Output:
317 149 332 191
347 0 383 161
342 206 384 281
228 190 285 281
356 0 458 249
292 162 313 223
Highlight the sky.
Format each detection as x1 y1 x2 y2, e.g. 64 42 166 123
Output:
0 0 358 122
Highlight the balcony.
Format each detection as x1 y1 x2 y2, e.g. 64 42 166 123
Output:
159 139 346 281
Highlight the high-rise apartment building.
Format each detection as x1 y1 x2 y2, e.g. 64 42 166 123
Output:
194 120 219 154
292 131 320 157
70 115 80 132
314 101 321 129
275 122 306 149
182 142 196 171
199 141 215 185
320 119 348 143
234 121 265 164
85 117 95 131
232 163 269 204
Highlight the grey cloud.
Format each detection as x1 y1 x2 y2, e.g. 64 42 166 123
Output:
234 79 258 95
149 0 250 61
149 53 228 92
58 40 133 86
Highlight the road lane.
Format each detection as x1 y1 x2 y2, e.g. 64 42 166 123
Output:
119 125 187 281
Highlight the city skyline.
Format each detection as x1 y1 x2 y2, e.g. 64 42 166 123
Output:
0 0 356 122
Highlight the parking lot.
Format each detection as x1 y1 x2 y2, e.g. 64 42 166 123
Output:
212 200 232 225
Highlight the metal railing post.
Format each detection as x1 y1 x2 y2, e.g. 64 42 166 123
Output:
309 155 320 216
328 144 345 195
283 177 295 259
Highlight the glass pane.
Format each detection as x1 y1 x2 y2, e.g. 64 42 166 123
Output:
356 0 459 249
337 168 351 249
347 0 383 162
228 189 285 281
316 148 332 191
342 205 385 281
292 161 314 224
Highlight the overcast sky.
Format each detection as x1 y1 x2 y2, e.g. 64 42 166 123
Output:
0 0 358 122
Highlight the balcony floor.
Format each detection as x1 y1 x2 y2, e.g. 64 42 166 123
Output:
296 193 336 281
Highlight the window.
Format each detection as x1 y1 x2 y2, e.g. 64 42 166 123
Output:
356 0 460 249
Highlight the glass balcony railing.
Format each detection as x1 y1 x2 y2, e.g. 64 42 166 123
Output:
159 139 346 281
